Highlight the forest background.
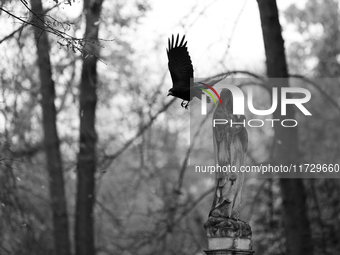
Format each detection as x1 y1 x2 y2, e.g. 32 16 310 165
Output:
0 0 340 255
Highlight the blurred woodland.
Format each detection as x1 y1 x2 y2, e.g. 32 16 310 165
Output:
0 0 340 255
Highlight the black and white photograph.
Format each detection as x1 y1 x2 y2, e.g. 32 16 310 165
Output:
0 0 339 254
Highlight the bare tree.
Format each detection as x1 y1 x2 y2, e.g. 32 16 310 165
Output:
75 0 104 254
31 0 72 254
256 0 313 254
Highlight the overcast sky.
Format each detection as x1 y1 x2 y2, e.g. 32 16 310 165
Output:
134 0 306 73
61 0 305 74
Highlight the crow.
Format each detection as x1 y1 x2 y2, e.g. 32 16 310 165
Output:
166 34 226 109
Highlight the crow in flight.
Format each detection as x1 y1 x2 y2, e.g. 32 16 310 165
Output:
166 34 226 109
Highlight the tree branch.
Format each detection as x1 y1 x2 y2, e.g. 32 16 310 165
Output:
100 98 176 168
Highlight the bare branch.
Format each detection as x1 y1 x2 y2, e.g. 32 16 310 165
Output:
0 2 114 59
219 0 249 69
100 98 176 168
173 186 214 225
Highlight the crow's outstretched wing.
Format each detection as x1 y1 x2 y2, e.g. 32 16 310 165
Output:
167 34 194 88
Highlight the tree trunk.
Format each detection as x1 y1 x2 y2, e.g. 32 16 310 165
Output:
256 0 313 254
75 1 103 254
31 0 71 254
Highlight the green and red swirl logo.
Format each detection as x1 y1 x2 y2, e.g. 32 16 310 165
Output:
197 82 222 106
